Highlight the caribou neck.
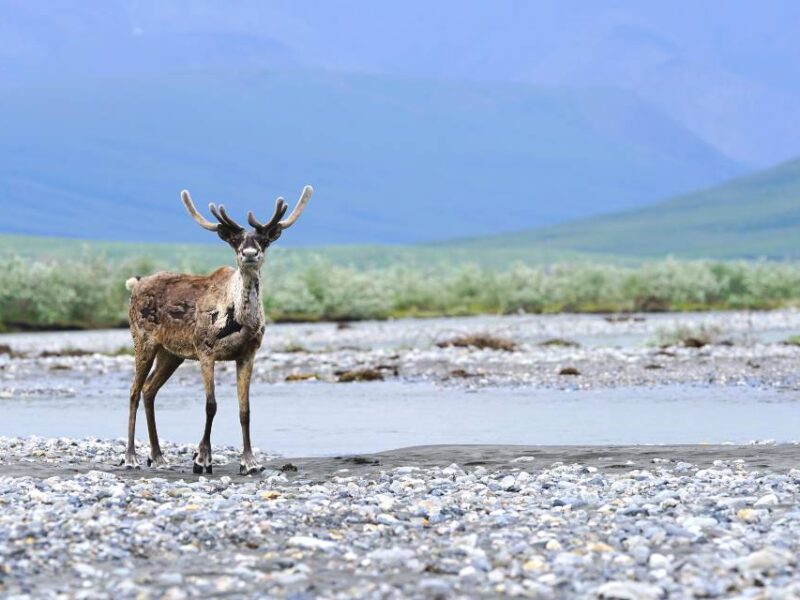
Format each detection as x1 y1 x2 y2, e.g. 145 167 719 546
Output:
229 268 263 327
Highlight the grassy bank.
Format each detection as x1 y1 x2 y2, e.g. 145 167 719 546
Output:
2 255 800 331
0 233 601 270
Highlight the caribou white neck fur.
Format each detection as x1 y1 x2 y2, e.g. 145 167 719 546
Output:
225 267 264 329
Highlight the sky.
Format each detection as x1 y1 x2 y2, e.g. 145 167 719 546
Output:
5 0 800 166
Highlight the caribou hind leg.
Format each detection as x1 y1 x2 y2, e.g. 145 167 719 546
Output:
142 349 184 468
124 342 158 469
193 356 217 474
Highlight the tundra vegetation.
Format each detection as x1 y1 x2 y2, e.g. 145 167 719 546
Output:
3 255 800 331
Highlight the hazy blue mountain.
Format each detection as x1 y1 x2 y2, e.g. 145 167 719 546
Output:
4 1 800 166
0 70 742 244
7 158 800 263
458 158 800 259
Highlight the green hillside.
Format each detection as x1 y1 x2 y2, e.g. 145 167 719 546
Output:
4 157 800 268
0 233 600 272
459 158 800 259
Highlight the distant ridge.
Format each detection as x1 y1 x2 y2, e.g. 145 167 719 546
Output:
0 70 741 245
454 158 800 259
5 156 800 265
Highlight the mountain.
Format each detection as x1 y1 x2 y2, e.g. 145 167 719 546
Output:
7 158 800 263
4 1 800 166
0 70 742 245
458 158 800 259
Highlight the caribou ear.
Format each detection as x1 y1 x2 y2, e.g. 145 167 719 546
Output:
215 225 241 246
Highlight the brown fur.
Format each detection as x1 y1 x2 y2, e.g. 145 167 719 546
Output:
128 267 264 360
124 265 266 474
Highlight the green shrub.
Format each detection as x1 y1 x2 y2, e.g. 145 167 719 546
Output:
3 255 800 330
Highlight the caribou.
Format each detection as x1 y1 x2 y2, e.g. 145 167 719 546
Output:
123 185 313 474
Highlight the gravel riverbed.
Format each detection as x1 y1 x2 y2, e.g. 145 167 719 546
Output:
1 439 799 599
4 310 800 393
2 311 800 597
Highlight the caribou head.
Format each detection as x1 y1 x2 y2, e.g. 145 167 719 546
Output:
180 185 313 270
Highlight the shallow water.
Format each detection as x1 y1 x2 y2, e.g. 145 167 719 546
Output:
3 312 800 456
2 381 798 455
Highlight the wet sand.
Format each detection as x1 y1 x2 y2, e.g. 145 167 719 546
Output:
4 443 799 482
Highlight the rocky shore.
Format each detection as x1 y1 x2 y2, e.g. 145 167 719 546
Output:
1 438 799 598
4 310 800 395
3 311 800 597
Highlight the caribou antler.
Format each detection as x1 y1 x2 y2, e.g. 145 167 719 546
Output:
183 185 312 234
181 190 244 232
209 203 244 232
248 185 313 233
181 190 218 231
248 198 287 232
279 185 313 229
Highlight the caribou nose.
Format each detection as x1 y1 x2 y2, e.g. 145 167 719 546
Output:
242 247 258 259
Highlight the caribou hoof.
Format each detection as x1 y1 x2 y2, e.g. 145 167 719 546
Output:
193 448 212 475
239 456 264 476
148 455 169 469
121 454 141 470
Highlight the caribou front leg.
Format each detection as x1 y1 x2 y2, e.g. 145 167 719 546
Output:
236 354 262 475
194 357 216 474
